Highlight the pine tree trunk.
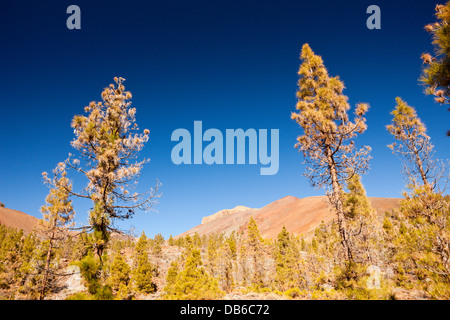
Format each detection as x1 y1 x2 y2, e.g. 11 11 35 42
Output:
413 149 429 187
40 233 54 300
326 147 353 262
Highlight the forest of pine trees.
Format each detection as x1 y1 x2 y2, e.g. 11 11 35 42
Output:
0 182 448 300
0 1 449 301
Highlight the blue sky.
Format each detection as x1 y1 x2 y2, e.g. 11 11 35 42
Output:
0 0 448 238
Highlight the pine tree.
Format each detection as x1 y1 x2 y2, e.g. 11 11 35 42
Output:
71 232 92 261
151 233 164 257
108 253 131 296
291 43 371 262
206 234 220 279
74 249 113 300
220 234 237 292
246 217 265 287
131 231 157 294
163 261 179 297
52 77 160 262
301 222 340 294
394 186 450 299
274 226 302 291
343 175 374 220
386 97 441 189
192 233 202 248
342 175 381 282
133 231 148 261
163 248 224 300
386 98 449 297
0 227 24 299
77 252 102 296
151 240 162 257
420 1 450 134
343 174 377 261
22 235 46 299
39 164 75 299
16 233 39 298
132 250 157 294
226 231 237 259
154 233 165 244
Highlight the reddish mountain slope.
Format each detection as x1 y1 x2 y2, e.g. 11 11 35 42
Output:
0 206 40 233
177 196 401 239
0 195 401 240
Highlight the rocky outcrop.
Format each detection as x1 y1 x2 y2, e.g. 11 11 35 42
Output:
201 206 257 224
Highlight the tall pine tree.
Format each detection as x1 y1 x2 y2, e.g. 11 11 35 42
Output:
39 164 75 299
386 97 447 190
291 43 371 262
52 77 160 262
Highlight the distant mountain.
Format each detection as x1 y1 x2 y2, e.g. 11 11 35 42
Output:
0 206 40 233
177 196 401 239
0 195 402 240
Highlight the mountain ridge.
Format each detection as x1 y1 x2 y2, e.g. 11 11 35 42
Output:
0 195 402 240
177 195 401 239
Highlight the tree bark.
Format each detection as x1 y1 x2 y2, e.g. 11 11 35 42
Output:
40 233 54 300
326 147 353 262
413 149 429 188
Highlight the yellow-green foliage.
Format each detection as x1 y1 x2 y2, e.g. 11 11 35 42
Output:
420 1 450 107
0 226 48 299
245 217 265 287
163 247 224 300
395 186 450 298
206 234 221 278
108 253 131 294
284 287 308 299
343 175 374 220
76 252 102 295
133 232 148 261
220 234 237 292
132 252 157 294
168 235 174 246
132 232 157 294
274 226 303 292
65 292 92 300
343 175 384 267
75 252 114 300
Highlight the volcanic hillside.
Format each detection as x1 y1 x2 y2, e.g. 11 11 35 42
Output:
0 206 40 233
177 196 401 239
0 195 401 240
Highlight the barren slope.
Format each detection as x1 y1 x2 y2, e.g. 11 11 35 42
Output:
178 195 401 239
0 206 40 233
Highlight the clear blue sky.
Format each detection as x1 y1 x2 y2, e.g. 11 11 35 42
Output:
0 0 448 238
